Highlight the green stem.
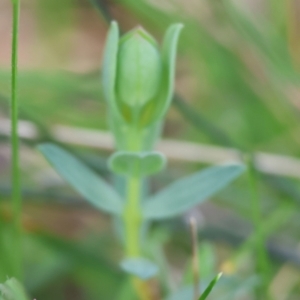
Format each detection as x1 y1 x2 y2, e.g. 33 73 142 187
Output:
123 177 154 300
10 0 22 279
127 127 143 152
124 176 142 257
247 154 269 296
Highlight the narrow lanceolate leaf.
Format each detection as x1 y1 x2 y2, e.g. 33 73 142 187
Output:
140 23 183 126
102 21 123 120
38 143 123 215
161 23 184 106
199 273 222 300
142 164 245 220
152 23 183 123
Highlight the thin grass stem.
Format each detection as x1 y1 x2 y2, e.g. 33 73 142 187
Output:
10 0 22 279
247 154 269 297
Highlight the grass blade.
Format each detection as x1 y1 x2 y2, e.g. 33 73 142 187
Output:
199 273 222 300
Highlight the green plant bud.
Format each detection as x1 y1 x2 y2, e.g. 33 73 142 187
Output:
115 28 162 108
102 21 183 150
103 22 183 123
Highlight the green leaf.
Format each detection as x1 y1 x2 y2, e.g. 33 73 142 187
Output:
143 164 245 220
0 278 30 300
199 273 222 300
120 258 158 280
102 21 124 121
160 23 184 115
38 143 123 215
108 151 166 176
141 23 183 126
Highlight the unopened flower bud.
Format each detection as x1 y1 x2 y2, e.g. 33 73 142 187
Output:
115 28 162 108
102 21 183 150
102 21 183 126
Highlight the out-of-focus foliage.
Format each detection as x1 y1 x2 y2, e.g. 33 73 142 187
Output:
1 0 300 299
0 278 30 300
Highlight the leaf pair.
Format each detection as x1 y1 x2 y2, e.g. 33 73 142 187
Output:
39 144 245 220
109 151 166 177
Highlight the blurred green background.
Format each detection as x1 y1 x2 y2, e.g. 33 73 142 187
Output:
1 0 300 299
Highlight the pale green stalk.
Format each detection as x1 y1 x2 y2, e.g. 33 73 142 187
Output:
124 176 142 257
123 130 143 257
10 0 22 279
123 176 154 300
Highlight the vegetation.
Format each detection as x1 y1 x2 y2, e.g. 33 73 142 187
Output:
1 0 300 299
